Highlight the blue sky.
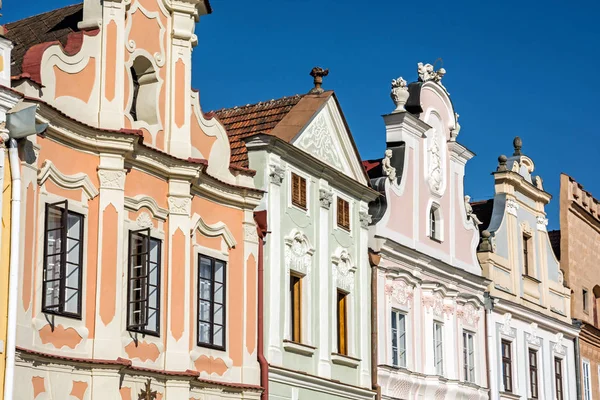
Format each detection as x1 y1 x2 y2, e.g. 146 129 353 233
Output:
5 1 600 229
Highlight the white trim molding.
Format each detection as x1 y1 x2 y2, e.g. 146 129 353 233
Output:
190 213 237 249
37 160 99 200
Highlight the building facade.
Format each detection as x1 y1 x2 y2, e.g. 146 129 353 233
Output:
367 64 489 399
4 1 266 398
556 173 600 400
475 139 577 400
215 74 379 400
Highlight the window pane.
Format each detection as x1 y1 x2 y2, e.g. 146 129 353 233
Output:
213 325 224 347
148 286 158 308
67 213 81 239
149 263 159 286
199 300 211 322
215 261 224 283
149 239 159 264
64 288 79 313
45 255 62 281
198 322 210 343
200 280 212 300
65 263 80 288
46 229 62 255
47 207 62 230
200 258 212 279
147 308 158 333
44 281 61 307
214 304 223 325
66 238 80 265
214 282 223 304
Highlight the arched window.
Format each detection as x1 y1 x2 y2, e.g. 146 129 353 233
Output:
129 56 159 126
429 204 442 241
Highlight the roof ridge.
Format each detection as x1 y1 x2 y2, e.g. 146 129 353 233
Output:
212 93 304 114
4 3 83 27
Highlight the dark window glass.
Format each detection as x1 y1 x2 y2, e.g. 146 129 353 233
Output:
555 357 563 400
501 340 513 392
529 349 538 399
127 229 161 336
42 201 84 318
198 255 226 349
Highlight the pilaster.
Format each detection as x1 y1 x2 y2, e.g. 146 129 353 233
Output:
358 202 371 387
266 159 284 365
94 155 126 359
165 179 192 370
99 1 127 129
317 182 332 377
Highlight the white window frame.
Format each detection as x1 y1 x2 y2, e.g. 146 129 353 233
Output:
433 321 444 376
499 337 515 393
427 201 444 242
391 310 407 368
584 359 592 400
463 331 475 383
527 347 540 399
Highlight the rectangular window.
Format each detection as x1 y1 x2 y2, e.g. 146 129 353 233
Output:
501 340 513 392
127 229 161 335
42 201 84 318
434 322 444 376
463 331 475 383
291 173 307 209
523 234 531 276
337 291 348 355
529 349 539 399
198 255 226 349
337 198 350 231
391 310 406 367
430 207 437 239
555 357 564 400
290 274 302 343
584 289 589 312
583 360 592 400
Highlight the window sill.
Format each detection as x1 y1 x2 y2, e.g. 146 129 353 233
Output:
522 274 541 284
283 340 316 357
429 236 443 243
331 352 360 368
498 391 520 400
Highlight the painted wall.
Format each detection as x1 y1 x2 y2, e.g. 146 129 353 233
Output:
371 75 488 400
0 150 11 400
253 99 375 400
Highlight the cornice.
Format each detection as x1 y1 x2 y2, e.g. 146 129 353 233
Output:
493 299 578 337
493 170 552 204
246 134 379 202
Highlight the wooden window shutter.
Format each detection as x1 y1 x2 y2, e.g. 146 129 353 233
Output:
291 173 306 209
337 198 350 230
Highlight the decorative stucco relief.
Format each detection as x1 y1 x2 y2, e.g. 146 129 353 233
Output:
319 188 333 209
98 169 125 190
553 333 566 355
168 196 191 216
385 280 414 307
457 303 480 327
38 160 99 199
298 114 342 169
536 215 548 232
526 322 541 346
244 223 259 243
500 313 515 337
506 199 519 217
428 134 443 194
359 211 372 229
136 211 153 228
125 2 166 67
284 229 314 277
422 292 445 317
269 164 285 185
332 248 355 292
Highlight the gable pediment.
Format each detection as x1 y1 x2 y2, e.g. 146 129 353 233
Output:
292 97 367 185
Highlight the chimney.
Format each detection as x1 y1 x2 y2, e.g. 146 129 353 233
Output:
309 67 329 94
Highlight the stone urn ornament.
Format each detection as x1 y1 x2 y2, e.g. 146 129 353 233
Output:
390 77 409 113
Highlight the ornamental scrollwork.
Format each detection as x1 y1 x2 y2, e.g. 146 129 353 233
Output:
284 229 313 277
168 196 191 216
98 169 125 190
332 248 355 293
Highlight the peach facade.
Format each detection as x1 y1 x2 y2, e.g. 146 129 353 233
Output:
559 174 600 399
5 0 264 398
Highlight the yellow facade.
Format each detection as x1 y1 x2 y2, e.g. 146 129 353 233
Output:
0 149 11 400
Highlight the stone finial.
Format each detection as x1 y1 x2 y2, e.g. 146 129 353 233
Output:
417 62 447 90
513 136 522 156
478 230 493 252
497 155 508 172
390 77 409 113
309 67 329 94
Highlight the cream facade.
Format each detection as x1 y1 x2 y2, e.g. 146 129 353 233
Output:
4 1 265 398
367 64 489 400
475 139 577 400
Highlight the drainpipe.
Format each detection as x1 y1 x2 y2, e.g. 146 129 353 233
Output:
3 102 47 400
573 319 582 400
4 138 21 400
484 292 495 400
369 250 381 400
254 211 269 400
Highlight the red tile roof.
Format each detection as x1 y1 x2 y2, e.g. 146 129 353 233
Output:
213 94 306 167
5 3 84 76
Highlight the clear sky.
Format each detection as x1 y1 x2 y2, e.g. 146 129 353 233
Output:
4 0 600 229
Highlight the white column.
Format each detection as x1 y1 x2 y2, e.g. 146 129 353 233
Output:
165 380 190 399
165 179 191 370
445 296 458 380
487 309 499 400
94 155 126 359
90 368 122 398
266 161 284 365
358 204 371 387
317 184 332 377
